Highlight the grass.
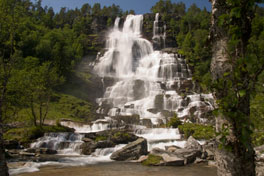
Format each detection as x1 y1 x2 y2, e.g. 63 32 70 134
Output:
142 154 163 166
178 123 215 140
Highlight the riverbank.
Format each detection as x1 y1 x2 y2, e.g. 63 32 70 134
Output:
15 162 217 176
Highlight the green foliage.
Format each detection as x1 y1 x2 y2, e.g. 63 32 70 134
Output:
4 93 94 124
167 113 182 128
178 123 215 140
151 0 185 17
142 154 163 166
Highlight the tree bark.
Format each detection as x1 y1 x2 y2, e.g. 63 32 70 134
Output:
210 0 255 176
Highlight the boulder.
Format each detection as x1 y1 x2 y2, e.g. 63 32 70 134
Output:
80 142 97 155
160 153 184 166
150 148 184 166
173 148 202 165
110 138 148 161
151 147 201 165
184 136 202 151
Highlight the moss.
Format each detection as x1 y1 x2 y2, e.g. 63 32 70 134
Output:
95 136 107 142
142 154 163 166
178 123 215 140
113 132 130 139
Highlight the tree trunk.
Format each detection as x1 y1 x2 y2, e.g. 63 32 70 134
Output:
0 101 9 176
210 0 255 176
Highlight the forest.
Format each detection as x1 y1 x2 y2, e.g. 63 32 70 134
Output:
1 0 264 176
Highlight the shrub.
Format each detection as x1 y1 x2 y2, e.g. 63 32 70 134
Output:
167 114 182 128
178 123 215 140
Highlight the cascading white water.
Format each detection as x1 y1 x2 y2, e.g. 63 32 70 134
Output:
135 128 185 151
59 117 114 133
153 13 166 49
30 133 84 155
95 14 214 125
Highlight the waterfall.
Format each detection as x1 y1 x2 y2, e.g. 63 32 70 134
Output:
94 14 214 125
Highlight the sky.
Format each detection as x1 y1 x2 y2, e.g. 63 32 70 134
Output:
35 0 212 14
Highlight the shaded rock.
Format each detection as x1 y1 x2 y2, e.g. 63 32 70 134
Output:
154 94 164 110
110 138 148 161
96 140 115 148
133 79 146 100
141 119 153 128
181 97 191 107
80 142 96 155
4 140 21 149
